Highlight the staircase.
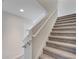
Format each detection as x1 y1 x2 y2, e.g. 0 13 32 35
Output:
39 14 76 59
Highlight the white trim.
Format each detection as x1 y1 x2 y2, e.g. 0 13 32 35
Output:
32 10 57 37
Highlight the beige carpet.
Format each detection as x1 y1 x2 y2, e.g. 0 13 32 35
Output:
39 14 76 59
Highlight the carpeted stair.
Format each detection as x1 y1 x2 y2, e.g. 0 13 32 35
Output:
39 14 76 59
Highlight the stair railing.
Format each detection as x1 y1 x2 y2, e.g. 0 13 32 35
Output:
22 9 57 59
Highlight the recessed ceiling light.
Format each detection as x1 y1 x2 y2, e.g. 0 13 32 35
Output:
20 9 24 12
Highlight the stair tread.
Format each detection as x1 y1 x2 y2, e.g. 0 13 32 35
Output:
52 29 75 31
51 31 76 33
57 14 76 20
53 26 75 29
49 35 76 40
40 14 76 59
40 54 55 59
47 40 76 48
44 46 76 59
55 22 76 26
57 17 76 21
56 19 76 24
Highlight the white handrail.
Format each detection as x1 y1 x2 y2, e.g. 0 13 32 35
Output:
32 10 56 37
24 10 56 40
24 12 47 39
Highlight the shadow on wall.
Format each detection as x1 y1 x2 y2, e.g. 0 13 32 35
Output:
2 11 24 59
58 0 76 17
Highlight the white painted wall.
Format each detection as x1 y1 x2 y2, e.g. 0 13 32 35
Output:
32 0 57 59
2 0 57 59
3 0 47 23
2 11 32 59
58 0 76 17
2 0 48 59
32 11 57 59
37 0 57 13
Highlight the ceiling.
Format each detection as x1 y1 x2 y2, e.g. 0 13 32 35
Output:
2 0 46 21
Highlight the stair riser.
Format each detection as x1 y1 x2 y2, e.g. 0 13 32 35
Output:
43 49 71 59
55 23 76 26
49 37 76 44
52 29 75 31
53 26 76 29
52 27 76 30
51 30 76 33
50 33 76 37
57 14 76 20
57 17 76 22
54 24 76 28
52 29 76 31
46 42 76 54
56 20 76 24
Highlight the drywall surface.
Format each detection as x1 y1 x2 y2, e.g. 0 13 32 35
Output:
37 0 57 13
32 0 57 59
32 10 57 59
58 0 76 17
2 11 32 59
3 0 47 23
